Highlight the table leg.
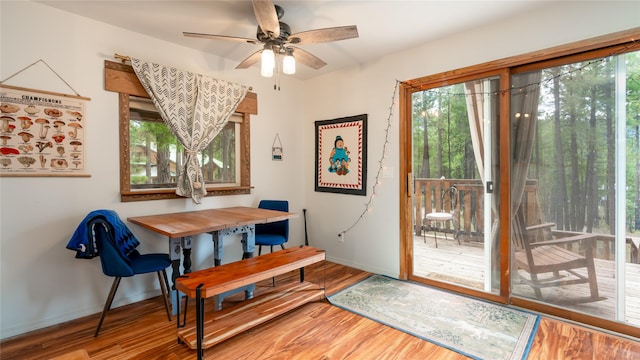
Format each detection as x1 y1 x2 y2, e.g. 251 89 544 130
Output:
211 231 222 266
181 236 192 273
169 237 185 316
241 226 256 299
241 225 255 260
169 237 182 289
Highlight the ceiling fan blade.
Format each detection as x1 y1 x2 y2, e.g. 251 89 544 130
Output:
289 25 358 45
183 32 259 44
252 0 280 38
235 50 263 69
291 47 327 70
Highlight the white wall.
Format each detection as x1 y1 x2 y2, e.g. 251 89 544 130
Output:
1 0 638 339
0 1 307 339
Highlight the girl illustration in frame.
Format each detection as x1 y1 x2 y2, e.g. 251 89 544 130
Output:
328 135 351 175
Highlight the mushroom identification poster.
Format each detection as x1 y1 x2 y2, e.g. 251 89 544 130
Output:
0 85 90 177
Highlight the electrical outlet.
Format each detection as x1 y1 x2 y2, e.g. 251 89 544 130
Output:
338 232 344 243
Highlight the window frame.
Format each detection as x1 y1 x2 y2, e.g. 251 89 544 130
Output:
104 60 257 202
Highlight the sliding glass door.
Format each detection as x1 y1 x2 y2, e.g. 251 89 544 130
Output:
510 50 640 326
410 75 501 295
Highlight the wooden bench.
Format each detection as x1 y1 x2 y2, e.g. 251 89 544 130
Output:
175 245 326 359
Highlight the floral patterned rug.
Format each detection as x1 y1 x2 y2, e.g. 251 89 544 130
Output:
328 275 539 360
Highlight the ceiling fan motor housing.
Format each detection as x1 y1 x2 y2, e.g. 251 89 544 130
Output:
257 22 291 44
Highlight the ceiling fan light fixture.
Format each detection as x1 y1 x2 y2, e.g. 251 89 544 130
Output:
261 46 275 77
283 50 295 75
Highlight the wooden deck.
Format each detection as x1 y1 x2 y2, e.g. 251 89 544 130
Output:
412 234 640 326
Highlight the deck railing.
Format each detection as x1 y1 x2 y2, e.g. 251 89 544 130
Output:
413 178 485 241
413 177 639 263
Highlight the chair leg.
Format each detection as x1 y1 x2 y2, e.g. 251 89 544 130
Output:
95 277 121 337
157 270 172 322
258 245 262 256
529 273 543 299
585 247 600 300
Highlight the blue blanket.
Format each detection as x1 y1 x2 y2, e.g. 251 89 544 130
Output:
67 209 140 259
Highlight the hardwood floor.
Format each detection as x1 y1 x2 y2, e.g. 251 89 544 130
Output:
413 235 640 325
1 262 638 359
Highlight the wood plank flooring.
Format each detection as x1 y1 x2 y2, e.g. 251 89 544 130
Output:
413 235 640 325
1 261 638 359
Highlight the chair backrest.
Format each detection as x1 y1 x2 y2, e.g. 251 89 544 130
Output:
89 218 135 277
255 200 289 240
441 186 459 215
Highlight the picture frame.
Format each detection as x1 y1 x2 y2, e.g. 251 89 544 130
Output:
315 114 367 195
0 84 90 177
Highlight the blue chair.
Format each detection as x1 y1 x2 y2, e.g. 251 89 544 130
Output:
255 200 289 256
90 218 172 336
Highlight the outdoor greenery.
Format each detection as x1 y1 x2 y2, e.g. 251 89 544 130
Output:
129 107 236 188
412 50 640 235
412 84 476 180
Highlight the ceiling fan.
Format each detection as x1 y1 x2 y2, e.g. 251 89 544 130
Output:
183 0 359 78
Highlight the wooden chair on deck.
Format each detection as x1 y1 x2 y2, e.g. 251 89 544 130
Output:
513 220 605 304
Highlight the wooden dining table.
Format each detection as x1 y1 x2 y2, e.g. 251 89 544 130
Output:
127 206 298 290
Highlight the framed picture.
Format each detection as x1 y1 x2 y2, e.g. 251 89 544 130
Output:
0 84 90 177
315 114 367 195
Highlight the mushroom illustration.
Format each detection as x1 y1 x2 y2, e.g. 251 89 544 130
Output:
39 154 46 168
0 147 19 155
69 140 82 151
70 152 81 160
18 117 33 129
0 104 19 113
35 118 50 139
56 146 65 156
18 144 33 154
0 135 10 145
53 120 65 134
72 160 81 168
50 158 68 169
7 124 15 133
17 156 36 168
44 108 63 117
52 133 65 143
17 131 34 143
66 110 83 121
0 158 11 167
68 123 82 139
36 141 53 153
1 116 15 133
23 105 39 115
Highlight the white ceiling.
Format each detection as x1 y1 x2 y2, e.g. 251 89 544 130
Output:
36 0 550 79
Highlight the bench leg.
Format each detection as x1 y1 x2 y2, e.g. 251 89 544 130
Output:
196 284 204 360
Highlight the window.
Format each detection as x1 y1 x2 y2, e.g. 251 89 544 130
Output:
104 60 256 202
128 97 240 190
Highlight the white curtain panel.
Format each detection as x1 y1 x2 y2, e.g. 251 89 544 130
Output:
132 58 248 203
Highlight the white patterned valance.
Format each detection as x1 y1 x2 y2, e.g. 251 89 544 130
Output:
131 58 248 203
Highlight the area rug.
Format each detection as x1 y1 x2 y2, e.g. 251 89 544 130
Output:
328 275 539 360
